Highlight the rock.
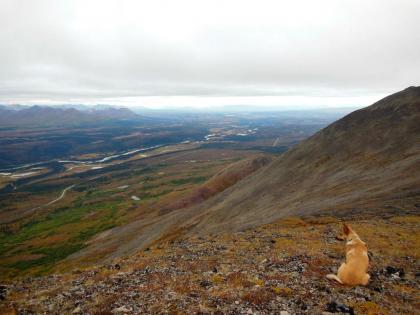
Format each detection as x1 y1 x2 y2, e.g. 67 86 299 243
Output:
72 306 82 314
316 284 331 294
113 305 131 313
326 301 354 314
280 311 290 315
0 285 7 301
385 266 405 278
372 285 384 293
353 287 364 295
199 279 212 288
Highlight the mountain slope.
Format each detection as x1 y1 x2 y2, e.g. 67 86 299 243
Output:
2 215 419 314
177 86 420 234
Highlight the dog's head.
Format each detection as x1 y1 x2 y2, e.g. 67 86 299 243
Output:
343 223 359 241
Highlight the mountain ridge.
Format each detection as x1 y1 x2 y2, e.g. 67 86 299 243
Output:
0 105 139 127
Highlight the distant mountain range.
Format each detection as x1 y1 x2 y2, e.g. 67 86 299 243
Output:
0 105 138 127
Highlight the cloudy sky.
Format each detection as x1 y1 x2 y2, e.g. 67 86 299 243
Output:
1 0 419 109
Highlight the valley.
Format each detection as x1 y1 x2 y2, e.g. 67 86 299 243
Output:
0 108 341 279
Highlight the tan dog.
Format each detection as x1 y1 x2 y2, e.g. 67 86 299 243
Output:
326 223 370 286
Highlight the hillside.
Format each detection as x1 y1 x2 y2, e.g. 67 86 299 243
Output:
1 215 418 314
175 86 420 234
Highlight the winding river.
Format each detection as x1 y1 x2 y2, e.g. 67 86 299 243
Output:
0 144 166 195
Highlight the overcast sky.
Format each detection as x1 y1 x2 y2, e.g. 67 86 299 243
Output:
1 0 419 109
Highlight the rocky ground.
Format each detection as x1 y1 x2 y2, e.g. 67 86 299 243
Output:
0 215 419 314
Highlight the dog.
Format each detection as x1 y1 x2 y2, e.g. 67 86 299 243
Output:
326 223 370 286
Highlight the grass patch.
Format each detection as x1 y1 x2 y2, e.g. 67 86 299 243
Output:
140 189 173 200
170 176 207 186
0 199 122 276
9 242 84 270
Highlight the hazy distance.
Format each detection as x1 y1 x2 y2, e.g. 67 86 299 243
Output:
1 0 419 109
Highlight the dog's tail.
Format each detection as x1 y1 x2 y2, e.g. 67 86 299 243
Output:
326 274 343 284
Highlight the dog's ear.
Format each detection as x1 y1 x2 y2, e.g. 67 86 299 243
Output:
343 223 351 235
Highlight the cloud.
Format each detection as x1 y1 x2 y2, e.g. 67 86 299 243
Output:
0 0 419 108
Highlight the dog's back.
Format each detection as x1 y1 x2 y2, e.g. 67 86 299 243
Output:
327 224 370 286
